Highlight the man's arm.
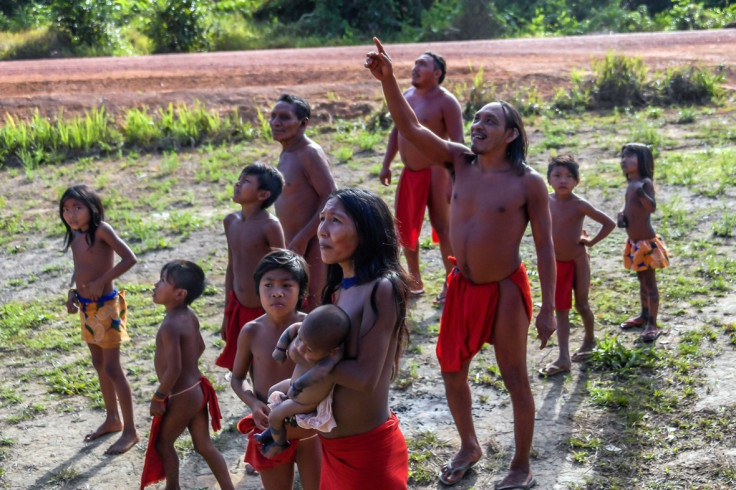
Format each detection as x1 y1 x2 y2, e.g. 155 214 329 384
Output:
443 91 465 144
527 173 556 349
288 148 336 255
380 127 399 186
365 38 462 170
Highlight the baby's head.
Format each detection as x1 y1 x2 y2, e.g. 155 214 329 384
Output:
298 304 350 362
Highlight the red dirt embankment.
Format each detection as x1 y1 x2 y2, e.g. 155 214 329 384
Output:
0 29 734 123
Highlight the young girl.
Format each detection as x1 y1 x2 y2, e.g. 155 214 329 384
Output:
60 184 140 454
617 144 669 342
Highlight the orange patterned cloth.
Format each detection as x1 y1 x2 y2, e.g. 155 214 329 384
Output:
77 289 129 349
623 236 670 271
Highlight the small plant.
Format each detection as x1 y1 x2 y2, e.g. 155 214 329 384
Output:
675 107 696 124
590 53 648 109
589 333 659 374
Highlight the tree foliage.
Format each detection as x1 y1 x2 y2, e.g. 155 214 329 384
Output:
146 0 212 53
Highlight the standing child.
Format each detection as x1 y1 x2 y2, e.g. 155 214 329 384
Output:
539 155 615 376
255 304 352 458
618 143 669 342
61 184 140 454
141 260 234 490
216 163 286 371
231 249 321 490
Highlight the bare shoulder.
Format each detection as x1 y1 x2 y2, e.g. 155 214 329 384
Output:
224 211 240 228
439 86 461 104
95 221 117 239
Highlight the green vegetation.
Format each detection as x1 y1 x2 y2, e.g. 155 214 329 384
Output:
2 1 736 59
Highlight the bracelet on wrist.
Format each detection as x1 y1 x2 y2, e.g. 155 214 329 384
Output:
153 390 167 401
275 346 286 352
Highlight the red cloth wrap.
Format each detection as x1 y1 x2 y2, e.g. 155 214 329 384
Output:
437 259 533 373
216 290 263 370
395 168 432 251
237 415 301 471
140 376 222 489
555 259 575 311
319 412 408 490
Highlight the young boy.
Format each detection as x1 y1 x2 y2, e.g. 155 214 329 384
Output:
256 304 352 458
216 162 286 371
141 260 234 490
539 155 616 376
230 249 321 490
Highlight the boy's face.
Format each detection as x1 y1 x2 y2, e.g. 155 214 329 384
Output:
258 268 301 317
233 172 261 204
153 274 181 305
62 198 91 231
548 165 578 195
269 101 304 142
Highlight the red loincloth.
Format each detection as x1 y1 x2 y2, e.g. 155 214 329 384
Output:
216 291 264 370
319 412 408 490
437 260 533 373
140 376 222 489
555 260 575 311
395 167 432 251
237 415 301 472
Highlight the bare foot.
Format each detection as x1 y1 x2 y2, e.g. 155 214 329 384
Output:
84 420 123 442
439 447 483 486
104 432 140 455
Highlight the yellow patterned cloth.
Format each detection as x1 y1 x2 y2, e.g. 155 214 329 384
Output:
77 290 129 348
623 236 670 272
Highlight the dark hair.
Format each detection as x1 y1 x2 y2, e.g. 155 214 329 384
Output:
277 94 310 121
241 163 284 209
424 51 446 85
300 304 350 352
621 143 654 180
320 188 410 379
59 184 105 252
547 154 580 182
499 101 529 176
254 249 309 309
161 260 206 305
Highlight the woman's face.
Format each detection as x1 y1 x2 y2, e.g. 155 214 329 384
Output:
318 198 359 272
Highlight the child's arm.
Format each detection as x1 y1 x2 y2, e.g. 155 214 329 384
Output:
230 323 270 429
81 222 137 300
272 323 300 362
221 214 236 340
265 219 286 250
580 202 616 248
150 320 182 417
637 179 656 213
66 272 78 314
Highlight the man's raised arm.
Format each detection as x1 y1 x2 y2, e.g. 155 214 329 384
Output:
365 37 456 168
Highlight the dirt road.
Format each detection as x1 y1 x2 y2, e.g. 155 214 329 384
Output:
1 29 735 122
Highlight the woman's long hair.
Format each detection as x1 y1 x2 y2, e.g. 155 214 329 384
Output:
59 185 105 251
320 188 410 379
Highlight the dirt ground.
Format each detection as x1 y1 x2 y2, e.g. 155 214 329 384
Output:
1 29 736 490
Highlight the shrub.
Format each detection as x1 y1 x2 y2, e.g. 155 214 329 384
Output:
146 0 212 53
653 65 725 106
590 52 649 108
49 0 119 48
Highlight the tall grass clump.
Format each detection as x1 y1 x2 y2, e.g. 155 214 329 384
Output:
590 53 648 109
652 65 725 106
